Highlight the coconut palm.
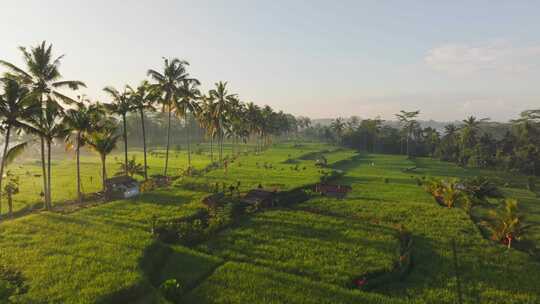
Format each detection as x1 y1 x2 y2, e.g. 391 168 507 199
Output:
174 81 201 171
395 110 420 158
0 41 85 208
198 94 219 162
330 117 346 145
86 121 121 193
147 58 199 176
26 100 70 209
482 199 532 249
245 102 262 152
0 77 39 213
64 98 105 203
103 86 132 176
126 81 156 180
209 81 236 161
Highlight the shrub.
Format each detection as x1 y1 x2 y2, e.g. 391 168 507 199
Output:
462 177 502 200
160 279 183 302
481 199 532 249
0 265 26 301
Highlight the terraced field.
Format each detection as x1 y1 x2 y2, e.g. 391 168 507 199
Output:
1 144 540 303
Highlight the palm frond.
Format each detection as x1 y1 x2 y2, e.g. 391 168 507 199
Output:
3 141 30 166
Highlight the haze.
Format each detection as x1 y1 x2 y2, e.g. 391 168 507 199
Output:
1 0 539 121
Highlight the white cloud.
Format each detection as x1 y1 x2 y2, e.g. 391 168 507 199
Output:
425 40 540 75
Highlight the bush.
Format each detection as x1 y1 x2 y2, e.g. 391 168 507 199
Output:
0 265 26 301
462 177 502 200
160 279 183 302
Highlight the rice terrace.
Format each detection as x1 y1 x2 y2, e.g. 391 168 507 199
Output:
2 2 540 303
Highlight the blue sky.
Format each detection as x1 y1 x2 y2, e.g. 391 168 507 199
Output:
1 1 540 121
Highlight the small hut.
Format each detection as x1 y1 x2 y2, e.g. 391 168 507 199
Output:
314 183 352 198
241 189 276 208
105 176 140 199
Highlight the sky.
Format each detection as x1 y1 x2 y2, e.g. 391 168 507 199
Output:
1 0 540 122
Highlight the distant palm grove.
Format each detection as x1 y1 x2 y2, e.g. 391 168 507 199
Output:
313 110 540 176
0 41 300 215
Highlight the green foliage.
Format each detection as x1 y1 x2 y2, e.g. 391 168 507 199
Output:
482 199 532 248
159 278 183 302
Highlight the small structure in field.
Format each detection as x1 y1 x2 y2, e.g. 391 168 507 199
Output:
105 176 140 199
314 183 352 198
202 192 225 209
241 188 277 208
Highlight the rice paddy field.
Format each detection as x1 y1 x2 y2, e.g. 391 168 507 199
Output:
1 142 540 303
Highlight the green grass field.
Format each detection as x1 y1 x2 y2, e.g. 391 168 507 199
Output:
1 143 540 303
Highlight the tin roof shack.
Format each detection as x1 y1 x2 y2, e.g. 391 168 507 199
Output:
314 183 352 198
241 189 277 208
105 176 140 199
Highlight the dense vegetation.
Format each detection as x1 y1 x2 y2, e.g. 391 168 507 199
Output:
308 111 540 177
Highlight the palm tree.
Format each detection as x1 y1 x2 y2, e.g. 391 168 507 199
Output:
459 116 489 165
209 81 236 161
26 101 70 209
0 41 85 208
64 98 104 203
174 81 201 171
126 81 156 180
482 199 531 249
147 58 199 177
198 94 219 161
86 121 121 193
330 117 346 145
103 86 132 176
245 102 262 152
395 110 420 158
0 77 38 213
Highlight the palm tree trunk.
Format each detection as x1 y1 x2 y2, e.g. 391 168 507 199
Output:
47 139 52 209
140 108 148 180
0 125 12 215
41 137 49 209
187 115 191 169
122 113 128 176
101 154 107 193
164 105 172 176
76 132 82 203
7 193 12 218
210 134 214 162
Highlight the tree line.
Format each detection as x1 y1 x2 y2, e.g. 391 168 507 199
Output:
307 110 540 176
0 41 300 216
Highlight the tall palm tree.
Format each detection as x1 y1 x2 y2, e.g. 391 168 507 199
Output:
174 81 201 170
26 100 70 209
127 81 156 180
198 94 218 162
395 110 420 158
209 81 236 161
330 117 346 145
0 41 85 208
245 102 262 152
148 58 199 176
459 116 489 164
86 121 121 193
0 78 38 213
64 98 105 203
103 86 132 176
